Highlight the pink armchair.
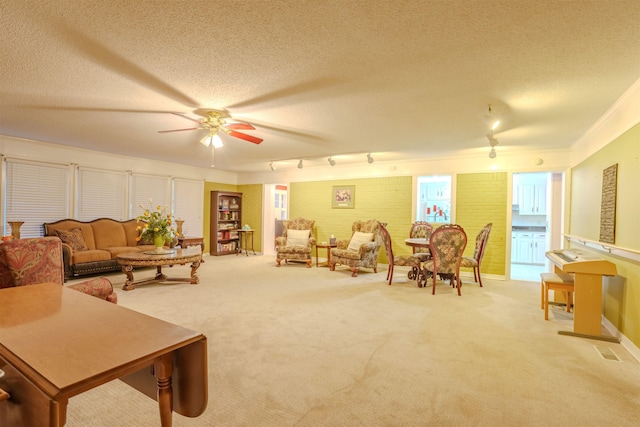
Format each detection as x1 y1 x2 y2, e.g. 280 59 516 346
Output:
0 237 117 303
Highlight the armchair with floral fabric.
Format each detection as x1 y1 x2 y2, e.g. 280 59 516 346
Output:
329 219 384 277
0 237 117 303
275 218 316 268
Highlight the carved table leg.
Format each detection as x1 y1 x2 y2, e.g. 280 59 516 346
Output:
122 265 136 291
155 353 174 427
155 265 167 281
190 260 201 284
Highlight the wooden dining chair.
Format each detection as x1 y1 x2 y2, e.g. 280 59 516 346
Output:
380 224 423 286
422 224 467 295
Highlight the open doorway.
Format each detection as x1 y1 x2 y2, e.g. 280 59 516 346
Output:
510 172 563 281
262 184 288 255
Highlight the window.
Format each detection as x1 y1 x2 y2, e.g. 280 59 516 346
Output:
4 159 70 237
130 173 171 218
172 178 204 237
416 175 451 223
77 167 127 221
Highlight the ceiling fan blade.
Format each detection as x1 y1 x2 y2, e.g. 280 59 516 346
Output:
227 130 263 144
158 127 199 133
225 123 255 130
171 112 202 123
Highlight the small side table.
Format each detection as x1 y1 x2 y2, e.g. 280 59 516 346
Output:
177 236 205 262
315 242 337 267
237 229 256 256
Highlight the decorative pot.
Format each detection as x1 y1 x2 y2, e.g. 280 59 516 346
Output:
175 219 185 237
153 233 165 251
8 221 24 239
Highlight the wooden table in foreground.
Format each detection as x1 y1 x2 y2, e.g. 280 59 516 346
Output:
0 283 208 427
117 248 202 291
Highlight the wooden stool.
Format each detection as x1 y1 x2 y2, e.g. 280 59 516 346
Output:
541 272 574 320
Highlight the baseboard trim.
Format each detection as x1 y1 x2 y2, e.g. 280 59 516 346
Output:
602 315 640 363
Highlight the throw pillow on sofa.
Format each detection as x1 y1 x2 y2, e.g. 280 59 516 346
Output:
286 229 310 247
347 231 373 252
55 228 89 251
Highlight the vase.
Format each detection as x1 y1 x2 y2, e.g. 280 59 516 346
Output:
153 233 165 251
175 219 185 238
8 221 24 239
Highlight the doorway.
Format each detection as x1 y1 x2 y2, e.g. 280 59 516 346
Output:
262 184 288 255
510 172 563 281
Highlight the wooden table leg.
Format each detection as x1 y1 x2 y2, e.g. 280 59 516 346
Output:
190 260 201 284
122 265 136 291
155 353 174 427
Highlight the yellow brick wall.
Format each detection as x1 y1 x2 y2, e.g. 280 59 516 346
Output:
290 176 413 263
455 172 507 276
238 184 263 252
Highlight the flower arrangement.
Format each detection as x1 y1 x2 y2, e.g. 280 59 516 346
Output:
135 199 175 244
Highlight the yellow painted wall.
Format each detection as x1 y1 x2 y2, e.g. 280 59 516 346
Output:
238 184 263 252
568 123 640 346
290 176 413 263
456 172 508 276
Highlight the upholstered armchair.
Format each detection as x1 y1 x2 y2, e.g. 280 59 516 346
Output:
275 217 316 268
329 219 384 277
0 237 117 303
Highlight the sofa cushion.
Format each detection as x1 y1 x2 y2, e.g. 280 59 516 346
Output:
92 218 129 249
55 228 89 251
286 229 310 247
72 249 113 264
347 231 373 251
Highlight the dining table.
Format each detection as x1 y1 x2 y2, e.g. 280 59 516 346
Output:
404 238 432 287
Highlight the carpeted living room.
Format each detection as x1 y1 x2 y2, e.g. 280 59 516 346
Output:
64 254 640 426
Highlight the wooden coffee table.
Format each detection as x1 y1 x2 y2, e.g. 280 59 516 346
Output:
117 248 202 291
0 282 207 427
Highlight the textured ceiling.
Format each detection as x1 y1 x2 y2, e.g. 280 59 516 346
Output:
1 0 639 172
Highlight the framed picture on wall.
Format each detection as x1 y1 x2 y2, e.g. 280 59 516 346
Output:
332 185 355 209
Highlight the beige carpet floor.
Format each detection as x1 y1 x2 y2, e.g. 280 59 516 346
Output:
65 254 640 426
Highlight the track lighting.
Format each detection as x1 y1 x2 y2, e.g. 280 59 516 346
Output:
328 157 336 166
489 148 496 159
367 153 374 164
269 162 276 171
487 133 499 147
298 159 304 169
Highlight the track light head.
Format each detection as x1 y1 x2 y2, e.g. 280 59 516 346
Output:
297 159 304 169
487 133 499 147
489 148 497 159
367 153 374 164
269 162 276 171
328 157 336 166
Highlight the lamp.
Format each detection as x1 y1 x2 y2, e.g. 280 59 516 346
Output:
200 132 223 148
328 157 336 166
367 153 374 164
298 159 304 169
269 162 276 171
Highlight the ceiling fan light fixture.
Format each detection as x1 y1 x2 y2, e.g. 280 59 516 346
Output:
367 153 374 164
328 157 336 166
200 132 223 148
298 159 304 169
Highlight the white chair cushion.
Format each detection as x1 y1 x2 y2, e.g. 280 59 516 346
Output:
286 229 310 246
347 231 373 251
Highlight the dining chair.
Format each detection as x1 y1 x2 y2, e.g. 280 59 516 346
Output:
460 223 492 287
380 224 423 286
422 224 467 295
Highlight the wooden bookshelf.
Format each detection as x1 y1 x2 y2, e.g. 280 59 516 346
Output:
210 191 242 256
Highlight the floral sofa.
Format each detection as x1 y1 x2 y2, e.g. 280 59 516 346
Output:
275 217 316 268
43 218 157 280
329 219 384 277
0 237 117 303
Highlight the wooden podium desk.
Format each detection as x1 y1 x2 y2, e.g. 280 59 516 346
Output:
0 283 207 427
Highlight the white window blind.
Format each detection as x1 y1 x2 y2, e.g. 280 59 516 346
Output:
5 159 69 237
131 173 171 218
77 167 127 221
172 178 204 237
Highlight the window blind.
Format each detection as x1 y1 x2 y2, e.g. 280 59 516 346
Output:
172 178 204 237
77 167 127 221
131 173 171 218
5 159 70 237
